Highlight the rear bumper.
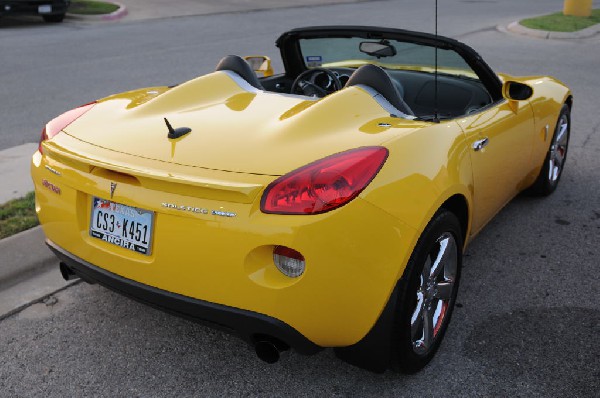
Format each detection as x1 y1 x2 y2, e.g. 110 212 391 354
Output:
0 1 69 16
33 145 418 347
48 239 323 355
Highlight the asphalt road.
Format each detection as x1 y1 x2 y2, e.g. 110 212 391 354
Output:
1 0 599 396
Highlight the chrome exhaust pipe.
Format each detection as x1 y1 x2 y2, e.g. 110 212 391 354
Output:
254 338 288 364
59 262 79 281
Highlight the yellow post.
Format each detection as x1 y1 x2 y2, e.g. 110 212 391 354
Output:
563 0 593 17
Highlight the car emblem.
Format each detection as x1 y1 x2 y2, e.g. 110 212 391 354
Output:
110 182 117 199
44 165 62 176
42 179 61 195
161 202 237 218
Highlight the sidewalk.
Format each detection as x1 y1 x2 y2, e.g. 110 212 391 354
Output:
120 0 370 21
72 0 372 22
0 143 36 204
0 144 69 320
0 226 75 320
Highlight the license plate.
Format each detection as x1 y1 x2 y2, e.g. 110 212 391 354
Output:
90 197 154 255
38 5 52 13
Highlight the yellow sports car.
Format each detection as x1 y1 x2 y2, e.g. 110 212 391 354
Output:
32 26 571 373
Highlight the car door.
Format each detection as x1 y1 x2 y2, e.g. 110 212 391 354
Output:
457 100 535 234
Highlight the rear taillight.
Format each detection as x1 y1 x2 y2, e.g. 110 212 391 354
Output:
38 102 96 153
260 147 388 215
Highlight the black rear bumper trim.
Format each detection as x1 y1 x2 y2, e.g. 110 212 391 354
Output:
46 240 322 355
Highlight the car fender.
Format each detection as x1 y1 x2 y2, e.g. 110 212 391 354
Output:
360 120 473 280
498 73 572 184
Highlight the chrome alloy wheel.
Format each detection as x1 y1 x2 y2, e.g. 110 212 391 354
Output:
411 232 458 355
549 114 569 182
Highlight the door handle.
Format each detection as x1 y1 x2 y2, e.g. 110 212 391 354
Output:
472 137 489 151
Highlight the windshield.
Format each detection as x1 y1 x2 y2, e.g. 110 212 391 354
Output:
298 37 478 79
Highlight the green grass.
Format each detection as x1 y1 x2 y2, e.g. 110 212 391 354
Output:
0 192 39 240
69 0 120 15
521 9 600 32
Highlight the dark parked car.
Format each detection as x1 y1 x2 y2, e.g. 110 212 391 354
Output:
0 0 70 23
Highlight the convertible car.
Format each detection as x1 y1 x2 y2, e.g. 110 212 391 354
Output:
31 26 571 373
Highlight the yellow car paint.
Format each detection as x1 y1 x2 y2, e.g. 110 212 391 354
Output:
66 72 424 176
32 64 571 348
33 144 418 346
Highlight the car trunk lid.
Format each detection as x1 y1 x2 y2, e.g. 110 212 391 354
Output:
63 71 425 176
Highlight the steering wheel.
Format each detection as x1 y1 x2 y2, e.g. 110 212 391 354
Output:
291 68 343 97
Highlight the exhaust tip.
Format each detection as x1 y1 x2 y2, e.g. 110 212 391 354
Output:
59 262 79 281
255 340 282 364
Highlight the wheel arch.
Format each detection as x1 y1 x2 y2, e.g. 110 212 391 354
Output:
334 192 471 373
410 185 472 253
565 95 573 111
440 194 470 246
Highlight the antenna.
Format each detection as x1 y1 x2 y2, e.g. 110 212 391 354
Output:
433 0 440 123
164 117 175 135
164 117 192 139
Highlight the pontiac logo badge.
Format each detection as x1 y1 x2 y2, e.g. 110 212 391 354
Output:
110 182 117 199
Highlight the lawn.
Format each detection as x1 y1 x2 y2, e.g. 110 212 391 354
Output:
521 9 600 32
69 0 120 15
0 192 39 239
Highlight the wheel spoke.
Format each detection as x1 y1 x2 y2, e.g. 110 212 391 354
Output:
443 238 457 281
548 158 555 181
547 115 569 183
410 231 459 356
421 255 432 283
429 237 449 280
434 281 454 300
411 293 425 341
552 162 560 181
422 307 434 350
556 121 568 145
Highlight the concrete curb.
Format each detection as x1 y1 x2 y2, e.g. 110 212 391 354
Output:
500 20 600 39
0 226 55 290
67 1 127 22
0 226 80 321
81 0 374 23
102 2 127 21
0 272 79 321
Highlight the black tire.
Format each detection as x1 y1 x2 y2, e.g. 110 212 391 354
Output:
391 210 463 373
527 104 570 196
43 14 65 23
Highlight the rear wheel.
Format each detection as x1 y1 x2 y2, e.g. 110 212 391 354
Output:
527 104 570 196
43 14 65 23
391 210 462 373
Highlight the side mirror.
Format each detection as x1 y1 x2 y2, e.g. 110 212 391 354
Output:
503 81 533 101
243 55 274 77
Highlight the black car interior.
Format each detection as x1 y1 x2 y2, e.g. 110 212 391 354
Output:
344 64 414 116
262 67 492 120
216 55 265 90
216 55 493 120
